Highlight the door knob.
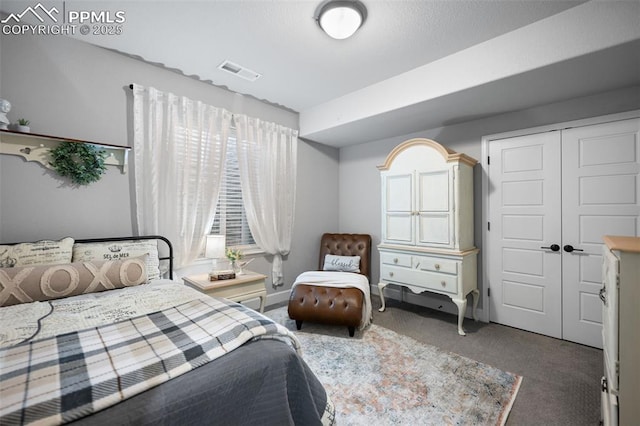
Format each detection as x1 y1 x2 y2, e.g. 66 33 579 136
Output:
541 244 560 252
563 245 584 253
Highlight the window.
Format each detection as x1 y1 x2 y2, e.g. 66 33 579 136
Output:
211 132 257 250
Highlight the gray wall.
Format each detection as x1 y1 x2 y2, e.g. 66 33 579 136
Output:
339 86 640 311
0 32 339 297
2 30 638 309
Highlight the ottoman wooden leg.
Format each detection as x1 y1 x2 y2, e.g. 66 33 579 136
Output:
295 320 303 330
348 326 355 337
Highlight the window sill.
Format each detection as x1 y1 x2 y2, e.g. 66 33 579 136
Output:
229 244 264 257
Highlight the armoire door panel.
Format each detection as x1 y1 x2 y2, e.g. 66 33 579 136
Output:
418 214 451 246
384 173 412 211
418 170 450 211
385 214 414 243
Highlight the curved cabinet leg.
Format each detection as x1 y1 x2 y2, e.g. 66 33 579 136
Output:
452 297 468 336
471 289 479 321
378 282 388 312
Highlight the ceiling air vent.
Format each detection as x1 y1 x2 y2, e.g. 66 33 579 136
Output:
218 60 262 82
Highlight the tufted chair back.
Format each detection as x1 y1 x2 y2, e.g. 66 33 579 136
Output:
317 233 372 281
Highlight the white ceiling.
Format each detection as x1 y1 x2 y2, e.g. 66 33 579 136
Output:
2 0 639 146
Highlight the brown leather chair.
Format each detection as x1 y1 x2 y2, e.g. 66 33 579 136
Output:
288 233 372 337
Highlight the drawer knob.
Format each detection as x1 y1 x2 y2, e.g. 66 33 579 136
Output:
393 258 398 263
441 281 446 287
435 264 440 270
389 272 394 277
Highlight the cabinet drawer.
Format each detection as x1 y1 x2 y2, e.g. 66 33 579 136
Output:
380 252 412 268
413 256 457 275
381 265 458 295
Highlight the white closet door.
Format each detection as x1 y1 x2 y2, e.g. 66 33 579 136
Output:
488 132 563 338
561 118 640 348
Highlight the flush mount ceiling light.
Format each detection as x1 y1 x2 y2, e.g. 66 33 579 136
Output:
316 1 367 40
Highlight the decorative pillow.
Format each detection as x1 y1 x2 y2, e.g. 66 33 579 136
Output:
72 239 161 280
323 254 361 273
0 255 148 307
0 237 74 268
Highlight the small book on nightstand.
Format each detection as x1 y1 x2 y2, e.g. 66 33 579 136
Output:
208 270 236 281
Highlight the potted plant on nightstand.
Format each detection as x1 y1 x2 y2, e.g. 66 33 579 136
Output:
226 247 244 275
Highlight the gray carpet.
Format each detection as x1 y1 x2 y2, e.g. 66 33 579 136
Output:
272 296 602 426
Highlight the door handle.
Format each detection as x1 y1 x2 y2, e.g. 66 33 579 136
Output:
563 245 584 253
540 244 560 252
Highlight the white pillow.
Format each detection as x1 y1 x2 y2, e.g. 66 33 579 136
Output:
0 237 74 268
72 239 161 281
323 254 361 273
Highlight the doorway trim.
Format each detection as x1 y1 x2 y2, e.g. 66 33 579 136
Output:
480 109 640 324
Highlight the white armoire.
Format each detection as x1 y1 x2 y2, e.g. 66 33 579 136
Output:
377 138 479 335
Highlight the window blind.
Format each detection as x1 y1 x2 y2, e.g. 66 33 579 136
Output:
211 134 256 247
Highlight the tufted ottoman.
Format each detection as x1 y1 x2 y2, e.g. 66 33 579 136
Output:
288 233 371 337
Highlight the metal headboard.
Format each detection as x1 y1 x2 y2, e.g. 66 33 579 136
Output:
75 236 174 280
3 235 174 280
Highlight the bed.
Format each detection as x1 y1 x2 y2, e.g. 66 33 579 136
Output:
0 236 334 425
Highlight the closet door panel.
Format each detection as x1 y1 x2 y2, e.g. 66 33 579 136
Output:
561 118 640 348
488 132 562 338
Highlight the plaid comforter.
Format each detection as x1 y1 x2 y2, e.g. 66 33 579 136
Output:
0 297 300 425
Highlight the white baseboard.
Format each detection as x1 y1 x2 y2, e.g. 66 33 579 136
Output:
243 288 291 311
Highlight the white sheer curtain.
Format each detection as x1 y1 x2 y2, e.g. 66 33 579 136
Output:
234 114 298 287
132 84 232 268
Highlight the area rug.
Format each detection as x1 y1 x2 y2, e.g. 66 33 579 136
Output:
266 307 522 426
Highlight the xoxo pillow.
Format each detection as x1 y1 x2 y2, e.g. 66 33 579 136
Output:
0 255 148 307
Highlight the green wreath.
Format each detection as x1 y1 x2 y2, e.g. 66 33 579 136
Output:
49 142 108 186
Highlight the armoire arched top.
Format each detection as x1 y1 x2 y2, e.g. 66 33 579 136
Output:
377 138 478 171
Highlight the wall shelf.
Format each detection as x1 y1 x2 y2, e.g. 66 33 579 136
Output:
0 129 130 174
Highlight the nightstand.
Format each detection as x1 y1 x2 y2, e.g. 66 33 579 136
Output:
183 271 267 313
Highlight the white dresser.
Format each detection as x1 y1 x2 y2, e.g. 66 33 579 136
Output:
377 138 479 335
601 236 640 426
